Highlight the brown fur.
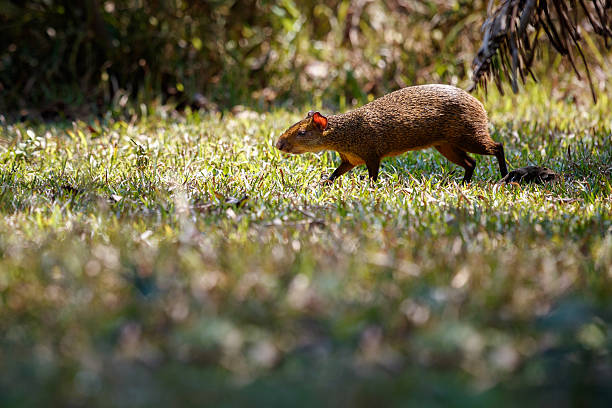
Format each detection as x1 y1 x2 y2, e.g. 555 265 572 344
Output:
275 84 508 183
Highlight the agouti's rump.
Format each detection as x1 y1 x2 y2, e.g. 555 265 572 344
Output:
275 84 508 183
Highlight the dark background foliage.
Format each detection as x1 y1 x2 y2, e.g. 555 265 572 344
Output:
2 0 492 117
4 0 611 119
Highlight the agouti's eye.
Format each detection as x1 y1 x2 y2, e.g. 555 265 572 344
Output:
297 130 306 136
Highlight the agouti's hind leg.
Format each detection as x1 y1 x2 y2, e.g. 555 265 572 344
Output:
461 139 508 179
434 144 476 184
494 142 508 178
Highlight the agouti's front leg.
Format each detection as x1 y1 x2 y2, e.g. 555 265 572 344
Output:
326 153 356 183
328 161 355 182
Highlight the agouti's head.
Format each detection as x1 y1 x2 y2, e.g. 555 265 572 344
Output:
275 111 328 154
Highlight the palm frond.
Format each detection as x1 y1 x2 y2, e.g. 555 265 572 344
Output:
470 0 612 101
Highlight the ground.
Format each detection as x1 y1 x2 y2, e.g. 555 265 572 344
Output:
0 86 611 407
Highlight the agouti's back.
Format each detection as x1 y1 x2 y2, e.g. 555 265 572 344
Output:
332 84 492 157
275 84 508 183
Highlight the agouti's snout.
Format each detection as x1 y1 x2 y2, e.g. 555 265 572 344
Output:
275 139 289 152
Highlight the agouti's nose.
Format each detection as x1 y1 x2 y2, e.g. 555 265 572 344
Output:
276 139 288 151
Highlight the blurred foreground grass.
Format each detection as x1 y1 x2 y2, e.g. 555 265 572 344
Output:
0 86 611 407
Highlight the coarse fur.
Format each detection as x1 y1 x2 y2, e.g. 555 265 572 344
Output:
275 84 508 183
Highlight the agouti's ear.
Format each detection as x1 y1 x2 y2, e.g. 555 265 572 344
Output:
311 112 328 131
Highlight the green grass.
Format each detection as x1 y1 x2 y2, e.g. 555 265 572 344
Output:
0 86 611 407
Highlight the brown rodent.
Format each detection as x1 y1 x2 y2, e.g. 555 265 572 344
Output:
275 84 508 183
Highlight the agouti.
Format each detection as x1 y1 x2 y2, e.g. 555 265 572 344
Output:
275 84 508 183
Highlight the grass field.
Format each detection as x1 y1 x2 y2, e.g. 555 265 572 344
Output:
0 86 611 407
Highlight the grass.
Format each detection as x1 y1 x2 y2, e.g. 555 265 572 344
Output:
0 85 611 407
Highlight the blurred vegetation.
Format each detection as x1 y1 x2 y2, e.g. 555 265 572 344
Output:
2 0 496 117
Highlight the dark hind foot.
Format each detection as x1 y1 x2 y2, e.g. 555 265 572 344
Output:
495 143 508 178
461 155 476 184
